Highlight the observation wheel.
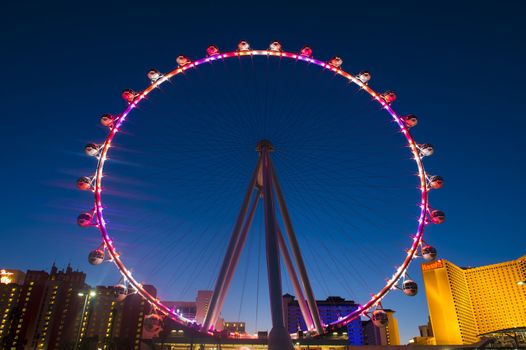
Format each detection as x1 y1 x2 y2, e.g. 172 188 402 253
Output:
76 41 445 349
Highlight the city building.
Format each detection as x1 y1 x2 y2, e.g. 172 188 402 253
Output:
421 256 526 345
79 284 157 350
7 269 49 349
282 294 365 345
409 317 435 345
419 320 433 338
0 267 27 345
79 286 116 349
362 309 400 345
0 264 88 350
33 264 87 349
0 264 157 350
0 275 24 346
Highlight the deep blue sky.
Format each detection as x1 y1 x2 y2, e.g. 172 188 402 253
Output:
2 0 525 342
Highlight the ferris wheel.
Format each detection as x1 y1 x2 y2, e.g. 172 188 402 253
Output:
76 40 445 349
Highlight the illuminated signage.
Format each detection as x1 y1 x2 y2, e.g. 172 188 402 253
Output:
422 260 444 271
0 269 14 284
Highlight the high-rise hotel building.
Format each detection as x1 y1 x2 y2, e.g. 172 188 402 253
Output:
282 294 366 345
421 256 526 345
0 264 87 350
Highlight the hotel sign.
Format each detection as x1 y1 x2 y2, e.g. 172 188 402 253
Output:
422 260 444 271
0 269 14 284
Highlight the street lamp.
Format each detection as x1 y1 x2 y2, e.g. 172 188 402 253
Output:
75 290 96 349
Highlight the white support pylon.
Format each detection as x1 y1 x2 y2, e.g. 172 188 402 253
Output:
259 140 294 350
202 140 319 349
202 157 262 332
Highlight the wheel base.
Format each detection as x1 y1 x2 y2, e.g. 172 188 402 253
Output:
268 326 294 350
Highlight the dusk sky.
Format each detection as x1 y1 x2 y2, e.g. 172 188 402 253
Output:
2 1 525 343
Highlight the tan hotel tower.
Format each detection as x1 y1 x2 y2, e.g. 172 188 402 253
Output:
421 256 526 345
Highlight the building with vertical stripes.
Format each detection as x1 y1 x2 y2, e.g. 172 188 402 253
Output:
421 256 526 345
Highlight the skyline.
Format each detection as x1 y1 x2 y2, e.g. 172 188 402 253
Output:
2 0 526 344
4 252 525 340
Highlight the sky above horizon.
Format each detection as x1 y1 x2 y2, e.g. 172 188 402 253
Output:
1 0 525 343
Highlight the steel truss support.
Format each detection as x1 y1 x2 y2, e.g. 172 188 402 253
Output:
277 228 314 332
202 158 262 332
214 190 261 327
272 164 324 335
202 141 319 349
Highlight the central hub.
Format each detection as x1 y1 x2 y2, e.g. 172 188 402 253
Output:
256 139 274 153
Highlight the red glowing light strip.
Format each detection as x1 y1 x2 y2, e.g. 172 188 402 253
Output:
93 49 429 333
